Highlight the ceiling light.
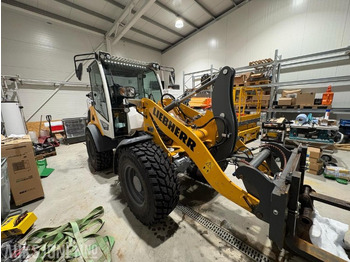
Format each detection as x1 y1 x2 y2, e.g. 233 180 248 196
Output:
175 18 183 28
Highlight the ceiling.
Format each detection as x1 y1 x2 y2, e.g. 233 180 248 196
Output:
2 0 250 53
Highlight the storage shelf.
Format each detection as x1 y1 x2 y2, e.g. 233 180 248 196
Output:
182 47 350 118
268 107 350 114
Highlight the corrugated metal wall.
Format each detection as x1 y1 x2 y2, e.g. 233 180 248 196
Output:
162 0 350 107
1 5 161 121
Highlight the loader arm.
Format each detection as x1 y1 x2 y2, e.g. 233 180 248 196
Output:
141 98 259 211
134 65 350 262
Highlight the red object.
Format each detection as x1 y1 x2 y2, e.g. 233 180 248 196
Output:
38 136 60 147
322 85 334 105
50 124 64 132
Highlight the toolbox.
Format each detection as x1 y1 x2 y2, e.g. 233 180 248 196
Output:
1 212 37 239
340 119 350 135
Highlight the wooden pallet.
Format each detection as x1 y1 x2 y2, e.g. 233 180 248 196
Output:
334 144 350 151
35 151 57 160
273 105 299 109
246 80 271 86
299 105 331 109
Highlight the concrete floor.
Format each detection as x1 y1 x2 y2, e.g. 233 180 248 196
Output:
22 140 350 261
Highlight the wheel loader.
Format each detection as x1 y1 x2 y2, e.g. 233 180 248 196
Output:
74 51 350 262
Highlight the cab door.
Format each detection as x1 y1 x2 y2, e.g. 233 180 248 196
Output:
88 61 114 139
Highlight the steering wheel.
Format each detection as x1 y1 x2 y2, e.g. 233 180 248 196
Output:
161 93 176 108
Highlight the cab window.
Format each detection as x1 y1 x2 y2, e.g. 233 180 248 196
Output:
89 62 109 121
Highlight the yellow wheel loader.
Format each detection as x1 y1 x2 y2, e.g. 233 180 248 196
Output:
74 51 349 262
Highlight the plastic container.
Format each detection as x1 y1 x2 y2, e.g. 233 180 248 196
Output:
62 118 86 139
29 131 38 143
340 119 350 135
324 109 330 120
322 85 334 105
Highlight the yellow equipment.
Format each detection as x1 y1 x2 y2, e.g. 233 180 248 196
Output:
1 212 37 239
187 85 262 143
74 52 350 262
188 97 212 109
233 86 262 143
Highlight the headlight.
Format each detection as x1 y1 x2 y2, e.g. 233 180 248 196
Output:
119 86 136 98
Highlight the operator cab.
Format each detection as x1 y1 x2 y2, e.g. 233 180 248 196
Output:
74 51 170 139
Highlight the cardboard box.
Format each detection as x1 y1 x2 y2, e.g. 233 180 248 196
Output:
261 95 270 101
309 157 320 164
278 97 296 106
309 162 323 171
296 92 315 106
251 94 270 101
234 72 251 86
308 169 320 175
307 147 322 159
261 100 269 107
1 136 44 206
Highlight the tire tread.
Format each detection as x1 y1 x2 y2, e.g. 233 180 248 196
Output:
118 141 179 225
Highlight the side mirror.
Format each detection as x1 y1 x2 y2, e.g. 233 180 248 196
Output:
76 63 83 80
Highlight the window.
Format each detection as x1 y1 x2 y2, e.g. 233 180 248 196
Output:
104 66 162 103
143 70 162 102
89 62 108 121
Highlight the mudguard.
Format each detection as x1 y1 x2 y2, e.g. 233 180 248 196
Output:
86 124 118 152
113 134 153 174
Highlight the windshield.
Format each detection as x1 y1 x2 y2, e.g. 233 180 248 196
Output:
104 65 162 102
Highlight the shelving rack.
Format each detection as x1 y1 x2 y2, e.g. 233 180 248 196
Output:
1 75 90 122
182 65 219 92
182 46 350 118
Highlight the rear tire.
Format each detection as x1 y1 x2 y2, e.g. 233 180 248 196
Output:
86 130 113 171
118 141 179 225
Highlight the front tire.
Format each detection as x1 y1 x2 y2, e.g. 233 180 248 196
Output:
118 141 179 225
86 130 113 171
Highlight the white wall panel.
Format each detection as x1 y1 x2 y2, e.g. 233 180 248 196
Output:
1 5 161 122
1 6 104 81
162 0 350 108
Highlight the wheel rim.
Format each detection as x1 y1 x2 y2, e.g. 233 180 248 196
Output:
125 165 145 206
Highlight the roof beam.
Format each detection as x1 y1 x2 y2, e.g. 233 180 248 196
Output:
111 0 156 45
155 0 198 29
54 0 114 23
140 15 183 38
106 0 137 37
121 37 161 52
2 0 105 34
193 0 215 19
53 0 171 46
130 28 171 45
162 0 251 53
2 0 163 52
105 0 184 38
